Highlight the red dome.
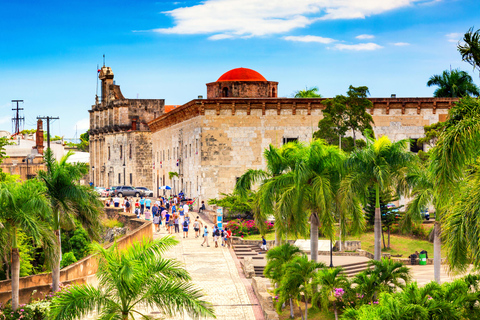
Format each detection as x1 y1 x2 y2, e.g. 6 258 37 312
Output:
217 68 267 82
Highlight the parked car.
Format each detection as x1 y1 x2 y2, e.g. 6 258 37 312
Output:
135 187 154 197
113 186 142 197
94 187 106 196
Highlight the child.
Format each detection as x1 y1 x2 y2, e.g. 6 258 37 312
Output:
220 228 225 246
261 235 268 251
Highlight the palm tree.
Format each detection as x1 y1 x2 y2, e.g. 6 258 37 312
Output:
264 243 302 318
294 87 322 98
277 255 325 320
343 135 414 260
37 150 103 292
49 237 215 320
458 27 480 76
0 180 54 311
312 267 349 320
427 69 479 97
367 258 410 293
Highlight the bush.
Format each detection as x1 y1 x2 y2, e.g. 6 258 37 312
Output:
102 218 124 229
225 219 274 237
60 252 77 269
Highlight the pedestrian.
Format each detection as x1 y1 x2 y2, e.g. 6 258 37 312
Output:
193 217 202 238
161 208 167 228
124 197 131 213
220 228 225 246
171 203 177 214
153 212 161 232
182 218 189 238
225 227 232 249
174 215 180 233
165 211 171 233
199 201 206 213
139 197 145 215
113 195 120 208
213 224 219 248
135 199 140 213
201 226 210 247
261 235 268 251
183 202 189 215
144 208 151 221
145 197 152 212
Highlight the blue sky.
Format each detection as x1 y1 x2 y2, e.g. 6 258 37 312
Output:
0 0 479 139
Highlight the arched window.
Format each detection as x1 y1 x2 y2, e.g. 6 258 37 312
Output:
272 88 276 97
222 87 229 97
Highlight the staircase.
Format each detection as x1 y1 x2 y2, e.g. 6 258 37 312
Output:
340 261 370 277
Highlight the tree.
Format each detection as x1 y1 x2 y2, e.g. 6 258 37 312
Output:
343 136 414 260
458 27 480 77
276 255 325 320
264 243 302 318
313 116 367 153
427 69 479 97
49 237 215 320
0 180 54 311
37 149 103 292
312 267 349 320
208 191 256 219
0 137 13 182
318 86 374 149
294 87 322 98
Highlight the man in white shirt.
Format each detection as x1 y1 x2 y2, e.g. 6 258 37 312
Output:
113 196 120 208
183 203 189 214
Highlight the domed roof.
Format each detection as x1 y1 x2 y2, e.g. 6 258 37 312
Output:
217 68 267 82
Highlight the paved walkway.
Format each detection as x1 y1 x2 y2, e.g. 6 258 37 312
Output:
148 218 258 320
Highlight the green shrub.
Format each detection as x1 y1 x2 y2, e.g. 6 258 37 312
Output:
60 252 77 269
102 218 124 229
69 228 91 260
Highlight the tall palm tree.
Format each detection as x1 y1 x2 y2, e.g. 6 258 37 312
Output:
37 149 103 292
343 135 414 260
49 236 215 320
427 69 479 97
264 243 302 318
458 27 480 75
294 86 322 98
0 180 54 311
277 255 325 320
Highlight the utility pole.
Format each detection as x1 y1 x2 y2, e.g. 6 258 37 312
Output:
37 116 60 150
11 100 24 135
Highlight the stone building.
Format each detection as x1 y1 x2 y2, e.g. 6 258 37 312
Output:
148 68 457 206
89 66 164 189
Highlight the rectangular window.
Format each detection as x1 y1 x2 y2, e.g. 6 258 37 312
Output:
118 173 121 184
120 145 123 160
129 144 132 159
129 173 132 185
282 137 298 145
189 144 192 157
196 139 198 154
108 146 111 160
163 150 165 161
410 139 423 153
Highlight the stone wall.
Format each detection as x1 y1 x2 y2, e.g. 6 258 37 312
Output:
206 81 278 98
0 208 153 305
251 277 278 320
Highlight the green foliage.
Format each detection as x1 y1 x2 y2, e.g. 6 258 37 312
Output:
49 237 215 320
294 86 322 98
317 85 374 149
101 218 124 229
264 243 302 286
18 233 36 277
314 117 367 152
0 137 13 182
208 192 255 218
168 171 179 179
61 226 91 261
458 27 480 77
427 69 479 97
364 189 401 226
225 219 274 237
20 129 37 135
60 252 77 269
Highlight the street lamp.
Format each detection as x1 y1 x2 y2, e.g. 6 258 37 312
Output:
22 154 34 179
330 237 334 268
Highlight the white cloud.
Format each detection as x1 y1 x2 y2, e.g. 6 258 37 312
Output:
284 35 337 44
356 34 375 39
392 42 410 46
446 32 463 43
154 0 427 38
208 34 235 40
75 118 90 131
333 42 383 51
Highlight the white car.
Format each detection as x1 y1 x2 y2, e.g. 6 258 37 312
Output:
136 187 154 197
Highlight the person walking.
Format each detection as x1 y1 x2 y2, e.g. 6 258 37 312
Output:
144 208 151 221
213 224 219 248
161 208 167 229
193 217 202 238
153 212 161 232
220 228 225 247
171 203 177 215
261 235 268 251
145 197 152 212
182 218 189 238
201 226 210 247
225 227 232 249
165 212 172 234
174 215 180 233
125 197 132 213
139 197 145 215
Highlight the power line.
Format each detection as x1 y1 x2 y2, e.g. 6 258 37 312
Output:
11 100 24 135
37 116 59 151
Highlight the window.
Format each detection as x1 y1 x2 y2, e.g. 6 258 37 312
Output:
130 173 132 185
272 88 276 97
118 173 121 184
410 139 423 153
189 144 192 157
185 145 187 158
168 149 170 160
120 145 123 159
163 150 165 161
222 87 229 97
196 139 198 154
282 137 298 145
129 144 132 159
108 146 111 160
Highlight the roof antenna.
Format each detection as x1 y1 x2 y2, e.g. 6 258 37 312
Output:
103 54 105 67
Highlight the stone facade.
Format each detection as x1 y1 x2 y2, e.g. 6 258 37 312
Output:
89 66 164 189
149 97 456 207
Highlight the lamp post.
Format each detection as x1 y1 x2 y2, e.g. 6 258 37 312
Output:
330 237 334 268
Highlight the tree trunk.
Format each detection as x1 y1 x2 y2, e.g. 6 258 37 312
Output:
305 298 308 320
387 226 391 249
353 129 356 149
298 305 304 320
52 229 61 292
334 304 338 320
374 184 382 261
11 247 20 311
310 212 319 263
434 221 441 283
289 298 294 318
382 226 386 249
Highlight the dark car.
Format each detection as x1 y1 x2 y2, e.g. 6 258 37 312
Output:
114 186 142 197
135 187 154 197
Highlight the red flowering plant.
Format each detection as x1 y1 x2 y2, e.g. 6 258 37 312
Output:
225 219 274 237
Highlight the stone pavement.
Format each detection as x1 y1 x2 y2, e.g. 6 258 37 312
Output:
148 218 259 320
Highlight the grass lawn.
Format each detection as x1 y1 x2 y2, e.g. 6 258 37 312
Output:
278 304 336 320
244 229 436 258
